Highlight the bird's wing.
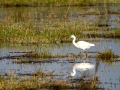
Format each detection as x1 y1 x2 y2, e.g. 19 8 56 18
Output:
75 63 94 71
77 41 94 46
76 41 90 50
77 41 89 45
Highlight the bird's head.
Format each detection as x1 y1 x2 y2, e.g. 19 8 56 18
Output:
70 72 75 76
70 35 75 38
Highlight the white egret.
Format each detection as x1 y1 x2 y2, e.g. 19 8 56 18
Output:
70 35 95 51
71 63 95 76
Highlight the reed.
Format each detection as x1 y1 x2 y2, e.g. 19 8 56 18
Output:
0 0 120 7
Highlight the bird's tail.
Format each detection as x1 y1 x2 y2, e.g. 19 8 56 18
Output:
90 44 95 46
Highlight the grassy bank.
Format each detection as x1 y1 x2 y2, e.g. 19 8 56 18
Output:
1 17 120 44
0 0 120 7
0 3 120 44
0 17 86 44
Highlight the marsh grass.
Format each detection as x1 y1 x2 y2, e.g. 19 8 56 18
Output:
7 52 84 64
1 5 120 44
85 28 120 38
95 47 119 61
0 0 120 7
0 71 100 90
0 76 70 90
0 16 86 44
1 15 120 44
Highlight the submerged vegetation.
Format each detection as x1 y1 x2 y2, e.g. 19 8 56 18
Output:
0 52 84 63
96 47 119 61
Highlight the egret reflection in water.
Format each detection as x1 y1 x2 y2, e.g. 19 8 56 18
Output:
71 63 95 76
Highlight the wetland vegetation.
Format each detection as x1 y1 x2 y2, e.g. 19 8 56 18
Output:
1 9 120 44
0 0 120 7
95 47 119 61
0 74 99 90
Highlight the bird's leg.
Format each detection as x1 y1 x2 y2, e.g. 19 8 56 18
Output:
78 70 82 74
86 52 87 58
80 50 82 54
80 49 85 62
80 49 84 54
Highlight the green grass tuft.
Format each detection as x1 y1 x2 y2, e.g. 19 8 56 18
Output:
96 47 119 61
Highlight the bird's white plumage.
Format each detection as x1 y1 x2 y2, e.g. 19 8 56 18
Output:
70 35 95 50
71 63 95 76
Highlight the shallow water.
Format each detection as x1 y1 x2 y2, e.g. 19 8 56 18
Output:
0 38 120 89
0 5 120 29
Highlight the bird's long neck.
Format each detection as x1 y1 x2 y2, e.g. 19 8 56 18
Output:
71 68 76 76
73 37 76 43
73 37 77 47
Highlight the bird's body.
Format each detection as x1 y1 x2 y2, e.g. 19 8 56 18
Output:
71 63 95 76
70 35 95 51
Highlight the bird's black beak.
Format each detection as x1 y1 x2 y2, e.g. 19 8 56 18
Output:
67 37 70 39
67 36 71 39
